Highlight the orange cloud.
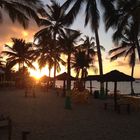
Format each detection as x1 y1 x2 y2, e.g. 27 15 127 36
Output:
0 13 40 51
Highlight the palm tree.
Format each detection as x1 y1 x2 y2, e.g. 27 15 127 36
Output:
105 0 140 59
33 35 54 78
33 33 66 81
80 35 102 59
58 29 81 90
105 0 140 94
34 0 69 87
62 0 115 91
109 24 137 94
0 0 44 28
72 50 97 79
2 38 35 71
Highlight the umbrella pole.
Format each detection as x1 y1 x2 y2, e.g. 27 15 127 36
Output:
90 80 92 94
114 82 117 111
63 80 66 97
106 82 108 96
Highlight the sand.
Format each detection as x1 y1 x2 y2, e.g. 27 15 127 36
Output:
0 87 140 140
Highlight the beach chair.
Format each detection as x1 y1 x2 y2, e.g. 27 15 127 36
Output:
0 115 12 140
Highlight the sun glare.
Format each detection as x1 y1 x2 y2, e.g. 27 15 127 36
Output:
22 31 29 37
28 62 51 80
30 71 42 80
28 61 67 79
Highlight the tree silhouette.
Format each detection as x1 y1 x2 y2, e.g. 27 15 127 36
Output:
62 0 115 91
2 38 35 71
34 1 73 87
0 0 45 28
58 29 81 90
109 24 138 94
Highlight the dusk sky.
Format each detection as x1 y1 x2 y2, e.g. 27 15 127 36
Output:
0 0 140 78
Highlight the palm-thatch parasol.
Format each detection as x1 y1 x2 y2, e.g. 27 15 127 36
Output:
56 72 76 96
56 72 76 80
84 75 100 94
99 70 135 110
40 75 53 82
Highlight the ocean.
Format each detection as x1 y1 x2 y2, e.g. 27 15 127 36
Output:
56 80 140 95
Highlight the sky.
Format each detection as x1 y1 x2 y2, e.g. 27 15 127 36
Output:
0 0 140 78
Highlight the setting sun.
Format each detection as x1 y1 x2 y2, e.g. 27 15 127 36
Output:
28 61 67 79
29 63 50 79
22 31 29 37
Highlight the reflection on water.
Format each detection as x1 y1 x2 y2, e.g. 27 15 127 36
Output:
56 80 140 95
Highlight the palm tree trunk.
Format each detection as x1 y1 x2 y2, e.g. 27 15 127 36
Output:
53 33 57 88
53 56 57 88
18 62 21 72
131 64 135 95
136 37 140 60
94 27 104 93
49 66 51 78
67 53 71 90
48 65 51 86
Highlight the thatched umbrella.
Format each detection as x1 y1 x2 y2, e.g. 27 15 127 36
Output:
84 75 100 94
40 75 53 82
56 72 76 96
99 70 135 110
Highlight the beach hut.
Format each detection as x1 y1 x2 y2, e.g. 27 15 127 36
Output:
40 75 54 89
56 72 76 96
84 75 100 94
56 72 76 110
40 75 52 82
99 70 135 110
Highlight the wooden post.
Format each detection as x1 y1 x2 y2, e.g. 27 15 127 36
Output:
114 82 117 111
22 131 30 140
8 118 12 140
90 80 92 94
62 80 66 97
105 82 108 96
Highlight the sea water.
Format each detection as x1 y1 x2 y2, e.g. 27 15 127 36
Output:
56 80 140 95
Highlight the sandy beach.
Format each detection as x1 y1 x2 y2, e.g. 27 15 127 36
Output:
0 87 140 140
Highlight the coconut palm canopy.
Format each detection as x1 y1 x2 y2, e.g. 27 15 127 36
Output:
99 70 135 82
56 72 76 80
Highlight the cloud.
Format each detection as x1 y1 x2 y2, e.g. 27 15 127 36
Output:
0 12 40 52
114 60 129 67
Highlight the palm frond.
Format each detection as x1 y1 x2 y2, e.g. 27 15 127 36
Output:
85 0 90 26
110 50 126 62
109 45 128 55
88 0 100 31
61 0 75 11
0 10 2 23
3 2 29 28
63 0 84 26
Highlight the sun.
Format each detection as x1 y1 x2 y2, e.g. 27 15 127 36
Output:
28 60 67 80
22 31 29 37
30 70 42 80
28 62 51 80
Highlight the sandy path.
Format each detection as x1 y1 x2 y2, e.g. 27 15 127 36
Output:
0 88 140 140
